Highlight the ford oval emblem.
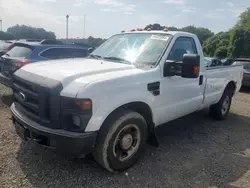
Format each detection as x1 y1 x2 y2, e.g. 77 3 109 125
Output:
19 92 26 102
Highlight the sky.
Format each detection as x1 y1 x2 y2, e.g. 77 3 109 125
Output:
0 0 249 39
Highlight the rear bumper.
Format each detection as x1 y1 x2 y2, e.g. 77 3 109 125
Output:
11 103 97 157
0 72 13 87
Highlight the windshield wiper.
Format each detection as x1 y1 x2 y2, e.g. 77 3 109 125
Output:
89 54 102 59
103 56 131 64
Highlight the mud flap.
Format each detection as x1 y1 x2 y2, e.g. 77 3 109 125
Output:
147 128 159 147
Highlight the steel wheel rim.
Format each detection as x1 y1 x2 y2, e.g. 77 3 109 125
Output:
113 124 141 162
221 96 230 115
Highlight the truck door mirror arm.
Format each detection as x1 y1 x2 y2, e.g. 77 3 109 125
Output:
163 54 200 78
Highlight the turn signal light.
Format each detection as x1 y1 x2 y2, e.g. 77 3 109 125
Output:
193 66 199 75
76 99 92 110
14 60 31 68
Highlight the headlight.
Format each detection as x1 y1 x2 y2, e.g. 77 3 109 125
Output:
60 97 92 132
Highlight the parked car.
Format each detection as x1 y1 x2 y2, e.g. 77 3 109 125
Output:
0 42 89 87
11 30 243 172
222 58 234 66
204 57 223 67
0 40 15 56
232 58 250 87
18 39 64 45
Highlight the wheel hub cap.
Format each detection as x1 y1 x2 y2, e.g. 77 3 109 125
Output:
113 124 141 161
120 134 133 150
222 96 230 115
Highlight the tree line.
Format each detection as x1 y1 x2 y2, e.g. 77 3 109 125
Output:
1 7 250 58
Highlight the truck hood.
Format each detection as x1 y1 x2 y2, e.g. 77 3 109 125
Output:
20 58 139 87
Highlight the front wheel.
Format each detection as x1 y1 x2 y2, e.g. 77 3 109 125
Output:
209 90 232 120
92 109 148 172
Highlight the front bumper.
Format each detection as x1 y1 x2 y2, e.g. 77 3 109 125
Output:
11 104 97 157
0 72 13 87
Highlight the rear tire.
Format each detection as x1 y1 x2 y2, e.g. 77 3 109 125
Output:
92 109 148 172
209 89 232 120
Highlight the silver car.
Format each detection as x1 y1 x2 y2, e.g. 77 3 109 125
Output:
232 58 250 87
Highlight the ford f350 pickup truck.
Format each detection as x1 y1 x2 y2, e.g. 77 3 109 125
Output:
10 30 243 172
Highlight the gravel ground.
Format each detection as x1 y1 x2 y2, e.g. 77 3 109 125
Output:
1 84 250 188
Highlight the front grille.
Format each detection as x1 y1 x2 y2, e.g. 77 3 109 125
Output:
13 76 51 126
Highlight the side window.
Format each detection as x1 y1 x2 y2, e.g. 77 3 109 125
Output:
69 49 88 58
41 48 88 59
167 37 197 62
40 48 65 59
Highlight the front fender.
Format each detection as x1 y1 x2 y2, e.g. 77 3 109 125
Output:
85 92 154 132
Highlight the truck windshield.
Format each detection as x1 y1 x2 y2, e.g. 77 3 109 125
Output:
90 33 171 66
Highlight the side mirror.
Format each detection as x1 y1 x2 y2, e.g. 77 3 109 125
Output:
88 47 94 53
181 54 200 78
163 54 200 78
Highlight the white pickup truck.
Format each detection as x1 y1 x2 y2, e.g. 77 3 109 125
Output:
11 30 243 172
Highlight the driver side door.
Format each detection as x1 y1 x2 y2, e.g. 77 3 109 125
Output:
158 37 205 125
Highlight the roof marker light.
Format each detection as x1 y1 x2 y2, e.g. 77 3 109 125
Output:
163 28 169 32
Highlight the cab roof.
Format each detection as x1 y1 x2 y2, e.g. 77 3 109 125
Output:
120 30 196 37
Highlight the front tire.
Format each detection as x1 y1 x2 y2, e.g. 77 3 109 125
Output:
209 89 232 120
93 109 148 172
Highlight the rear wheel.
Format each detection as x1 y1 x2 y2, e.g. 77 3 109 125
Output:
209 89 232 120
93 109 148 172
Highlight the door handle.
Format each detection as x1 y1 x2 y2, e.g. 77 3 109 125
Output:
199 75 203 85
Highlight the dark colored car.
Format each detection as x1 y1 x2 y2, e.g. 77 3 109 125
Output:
232 58 250 87
204 57 223 68
18 39 64 45
0 42 89 87
222 58 234 66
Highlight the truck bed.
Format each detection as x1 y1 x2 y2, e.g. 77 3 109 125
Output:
202 65 243 108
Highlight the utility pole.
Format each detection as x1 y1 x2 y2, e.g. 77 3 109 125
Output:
0 19 2 31
66 15 69 40
83 14 86 38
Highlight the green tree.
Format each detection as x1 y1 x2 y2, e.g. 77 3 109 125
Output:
0 31 15 40
144 23 179 31
229 28 250 58
203 32 230 57
237 7 250 29
7 25 56 40
181 26 214 45
214 46 228 58
228 8 250 58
